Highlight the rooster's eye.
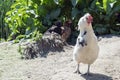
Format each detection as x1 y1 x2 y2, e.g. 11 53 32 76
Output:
86 17 88 20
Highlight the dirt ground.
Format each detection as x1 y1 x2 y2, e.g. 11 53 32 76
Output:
0 35 120 80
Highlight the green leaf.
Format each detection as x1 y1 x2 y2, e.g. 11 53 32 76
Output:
6 11 11 16
109 0 117 8
96 1 100 6
11 2 21 9
71 8 79 20
71 0 79 7
110 29 119 34
90 0 97 9
25 28 32 35
108 1 120 17
95 25 107 34
54 0 59 4
50 8 61 20
103 0 108 11
26 18 34 26
38 6 47 16
31 0 41 6
16 35 25 40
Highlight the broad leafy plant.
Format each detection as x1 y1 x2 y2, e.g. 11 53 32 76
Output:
86 0 120 34
5 0 46 41
3 0 120 42
69 0 120 34
5 0 63 42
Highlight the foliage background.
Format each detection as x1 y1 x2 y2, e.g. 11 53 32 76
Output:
0 0 120 42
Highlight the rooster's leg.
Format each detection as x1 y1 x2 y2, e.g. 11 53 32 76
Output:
86 64 90 75
74 64 81 74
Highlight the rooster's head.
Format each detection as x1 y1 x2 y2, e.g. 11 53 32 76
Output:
78 13 93 28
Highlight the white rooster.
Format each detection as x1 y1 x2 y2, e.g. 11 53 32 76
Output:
73 13 99 75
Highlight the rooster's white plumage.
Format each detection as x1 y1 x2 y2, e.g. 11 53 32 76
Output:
73 13 99 75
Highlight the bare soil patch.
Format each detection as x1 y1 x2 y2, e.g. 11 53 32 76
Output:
0 35 120 80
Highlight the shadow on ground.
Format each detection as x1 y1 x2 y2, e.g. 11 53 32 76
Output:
81 73 112 80
98 34 120 38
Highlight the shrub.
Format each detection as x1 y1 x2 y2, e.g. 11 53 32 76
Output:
0 0 14 40
3 0 120 42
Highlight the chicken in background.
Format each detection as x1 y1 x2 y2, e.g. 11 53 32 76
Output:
61 20 72 42
73 13 99 75
48 21 63 35
43 21 63 39
43 20 72 42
